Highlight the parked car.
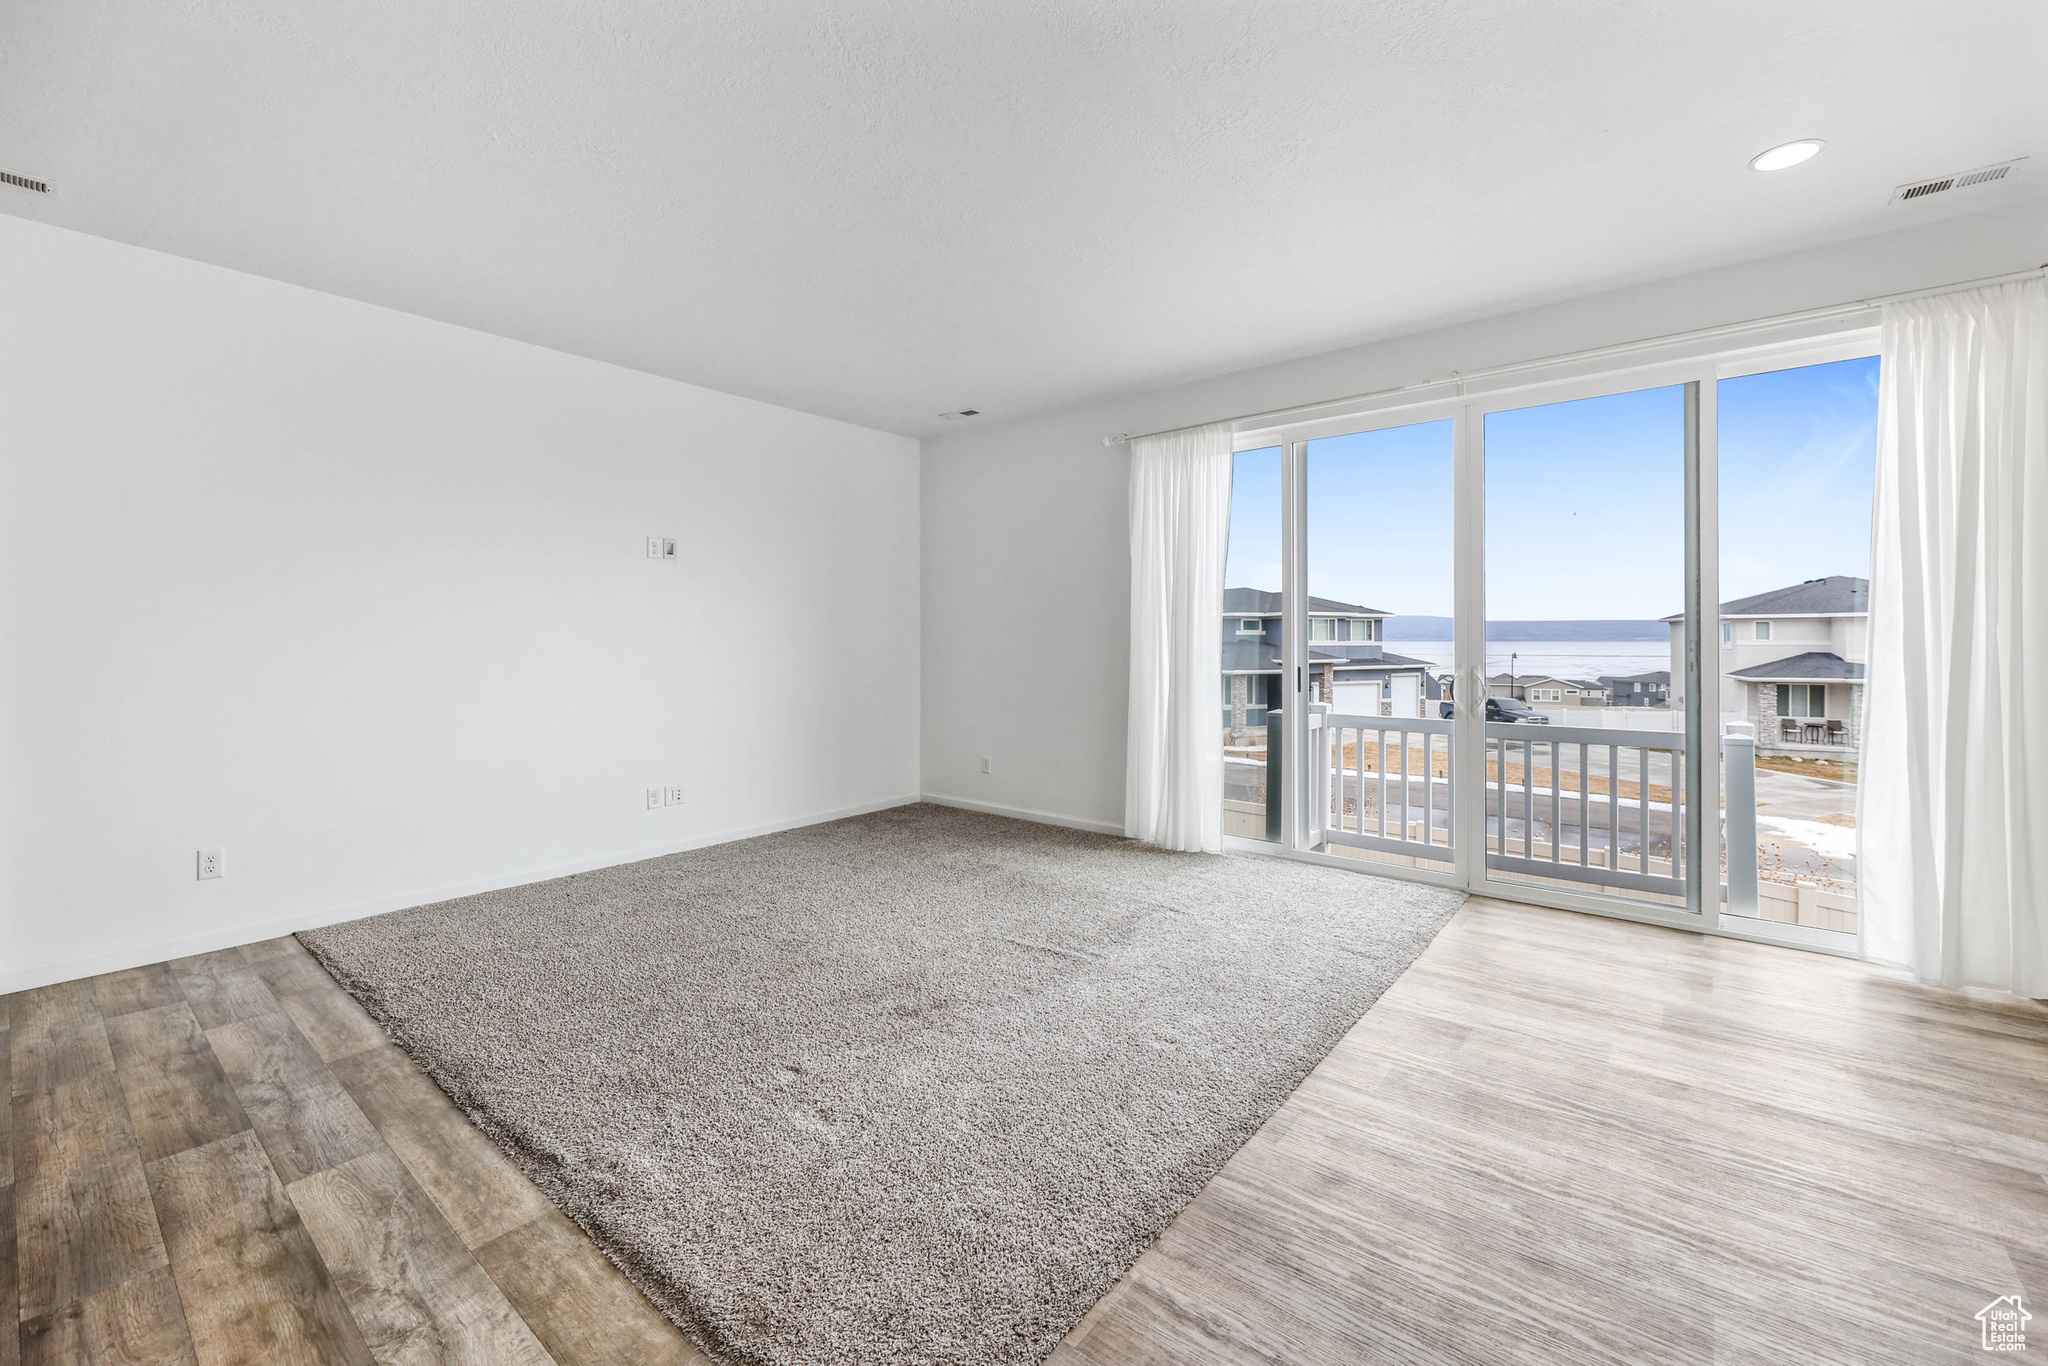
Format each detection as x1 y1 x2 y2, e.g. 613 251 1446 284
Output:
1440 696 1550 724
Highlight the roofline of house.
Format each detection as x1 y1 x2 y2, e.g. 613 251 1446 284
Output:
1720 610 1868 620
1661 610 1869 622
1730 673 1867 684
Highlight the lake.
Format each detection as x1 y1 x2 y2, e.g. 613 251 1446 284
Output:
1390 640 1673 681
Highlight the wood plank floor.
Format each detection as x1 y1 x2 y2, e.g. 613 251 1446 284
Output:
4 934 708 1366
6 896 2043 1364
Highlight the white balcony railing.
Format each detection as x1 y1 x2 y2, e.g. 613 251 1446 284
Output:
1484 722 1687 897
1308 707 1453 861
1304 711 1857 928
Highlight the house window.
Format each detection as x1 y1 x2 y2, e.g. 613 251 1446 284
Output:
1309 618 1336 641
1722 622 1733 647
1237 618 1262 635
1533 687 1561 703
1776 683 1825 718
1342 618 1375 642
1754 621 1772 641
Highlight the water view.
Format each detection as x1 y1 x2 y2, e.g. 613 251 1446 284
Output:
1388 639 1670 682
1222 354 1877 934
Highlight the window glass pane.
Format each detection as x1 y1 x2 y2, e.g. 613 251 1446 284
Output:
1719 355 1877 932
1305 418 1454 873
1224 447 1282 842
1484 384 1686 909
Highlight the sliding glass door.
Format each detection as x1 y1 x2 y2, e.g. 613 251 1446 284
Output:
1302 419 1456 874
1714 355 1878 948
1479 385 1693 912
1222 327 1878 955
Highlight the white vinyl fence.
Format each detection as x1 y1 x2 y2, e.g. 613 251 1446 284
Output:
1529 706 1681 732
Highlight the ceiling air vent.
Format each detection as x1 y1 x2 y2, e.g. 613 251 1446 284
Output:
0 169 50 194
1890 157 2025 205
937 409 982 421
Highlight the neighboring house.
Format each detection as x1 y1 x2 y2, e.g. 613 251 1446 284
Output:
1222 588 1436 736
1601 670 1670 707
1664 575 1867 750
1489 674 1609 706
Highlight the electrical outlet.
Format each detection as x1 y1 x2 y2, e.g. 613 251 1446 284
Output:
646 787 662 809
664 784 684 806
196 848 225 880
980 756 992 775
646 536 663 559
662 538 678 560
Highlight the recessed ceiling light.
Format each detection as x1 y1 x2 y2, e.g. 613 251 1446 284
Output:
1750 139 1825 172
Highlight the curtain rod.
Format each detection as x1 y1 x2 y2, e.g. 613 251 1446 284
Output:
1101 263 2048 446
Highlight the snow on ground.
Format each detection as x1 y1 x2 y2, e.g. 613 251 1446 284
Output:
1757 816 1858 862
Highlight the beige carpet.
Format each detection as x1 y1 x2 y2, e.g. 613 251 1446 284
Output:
299 803 1463 1366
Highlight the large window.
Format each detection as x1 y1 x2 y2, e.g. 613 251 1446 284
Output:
1484 384 1688 909
1719 354 1877 939
1216 330 1876 957
1304 417 1455 873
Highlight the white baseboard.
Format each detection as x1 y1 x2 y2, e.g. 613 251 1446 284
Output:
3 792 922 994
918 791 1125 837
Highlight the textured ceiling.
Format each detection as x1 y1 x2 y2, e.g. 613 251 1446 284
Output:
3 1 2044 436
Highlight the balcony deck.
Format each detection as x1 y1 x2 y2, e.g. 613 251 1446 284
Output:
1230 709 1861 936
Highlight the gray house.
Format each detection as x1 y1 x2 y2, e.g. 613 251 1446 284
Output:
1223 588 1437 739
1489 674 1609 706
1600 670 1670 707
1664 575 1867 750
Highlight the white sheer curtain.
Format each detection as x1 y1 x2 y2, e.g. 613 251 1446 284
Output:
1126 422 1233 852
1862 276 2048 997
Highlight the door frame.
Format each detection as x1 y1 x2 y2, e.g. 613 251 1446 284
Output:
1221 324 1881 959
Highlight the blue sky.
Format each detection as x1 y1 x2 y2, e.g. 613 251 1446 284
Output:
1484 384 1685 619
1223 355 1878 621
1718 355 1877 603
1307 421 1455 613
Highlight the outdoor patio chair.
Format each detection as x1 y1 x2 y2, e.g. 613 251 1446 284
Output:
1780 716 1802 743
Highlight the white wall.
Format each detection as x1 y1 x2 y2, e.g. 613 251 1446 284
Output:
0 216 920 992
922 199 2048 831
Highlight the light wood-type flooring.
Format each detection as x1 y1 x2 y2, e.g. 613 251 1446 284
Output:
5 896 2043 1364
